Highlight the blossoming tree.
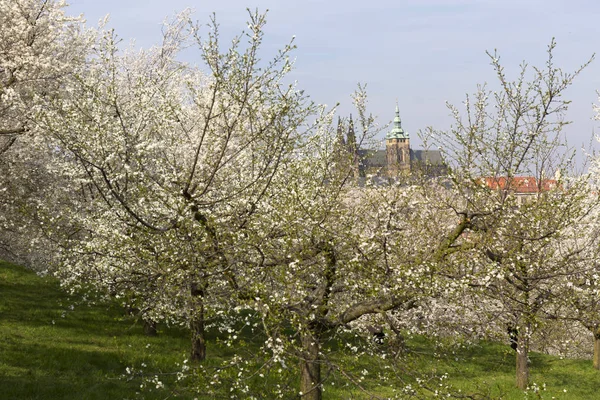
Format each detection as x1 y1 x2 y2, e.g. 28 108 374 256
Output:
0 0 90 264
425 40 599 389
38 9 310 362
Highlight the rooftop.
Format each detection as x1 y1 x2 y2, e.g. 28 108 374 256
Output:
483 176 559 194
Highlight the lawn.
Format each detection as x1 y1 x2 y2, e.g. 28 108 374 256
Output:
1 259 599 399
0 260 192 399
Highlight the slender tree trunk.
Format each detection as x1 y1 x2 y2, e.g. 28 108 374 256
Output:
143 319 157 336
516 333 529 390
300 331 322 400
594 326 600 370
190 282 206 362
190 311 206 361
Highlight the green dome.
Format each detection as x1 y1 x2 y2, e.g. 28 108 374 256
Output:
386 104 408 140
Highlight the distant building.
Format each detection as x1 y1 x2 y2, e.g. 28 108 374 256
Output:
339 104 444 178
481 176 559 204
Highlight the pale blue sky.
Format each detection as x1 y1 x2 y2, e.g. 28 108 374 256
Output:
67 0 600 151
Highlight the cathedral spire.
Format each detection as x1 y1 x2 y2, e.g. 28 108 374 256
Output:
347 114 357 153
336 116 346 146
386 102 408 140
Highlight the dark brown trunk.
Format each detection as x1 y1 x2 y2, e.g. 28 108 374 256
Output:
143 319 157 336
594 326 600 370
300 332 322 400
190 283 206 362
190 315 206 361
516 334 529 390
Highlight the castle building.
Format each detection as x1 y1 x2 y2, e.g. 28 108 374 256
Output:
385 104 411 175
340 104 443 178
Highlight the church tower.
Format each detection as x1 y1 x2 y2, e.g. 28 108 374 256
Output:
386 104 410 176
346 114 361 177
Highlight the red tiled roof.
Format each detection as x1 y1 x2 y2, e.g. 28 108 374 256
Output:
482 177 558 194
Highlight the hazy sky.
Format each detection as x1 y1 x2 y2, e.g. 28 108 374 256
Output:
66 0 600 150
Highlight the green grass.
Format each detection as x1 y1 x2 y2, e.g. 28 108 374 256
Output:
1 259 599 399
0 260 192 400
398 336 600 399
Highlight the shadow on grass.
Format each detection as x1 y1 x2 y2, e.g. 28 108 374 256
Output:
0 330 175 400
0 261 193 399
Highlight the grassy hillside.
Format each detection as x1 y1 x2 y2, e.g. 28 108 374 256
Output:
1 259 599 399
0 260 192 399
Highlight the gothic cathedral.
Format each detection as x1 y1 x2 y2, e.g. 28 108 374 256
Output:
337 104 443 179
385 104 410 175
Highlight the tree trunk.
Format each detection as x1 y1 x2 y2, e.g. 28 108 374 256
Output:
594 326 600 370
190 283 206 362
190 313 206 361
515 334 529 390
143 319 157 336
300 332 322 400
